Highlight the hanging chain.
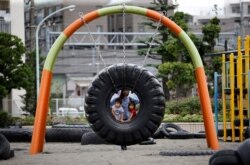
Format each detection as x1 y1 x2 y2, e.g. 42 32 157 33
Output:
132 11 166 93
122 3 126 64
141 11 166 67
122 3 127 89
79 12 118 92
79 12 107 68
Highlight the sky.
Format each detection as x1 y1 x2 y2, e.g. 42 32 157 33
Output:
35 0 225 16
177 0 224 15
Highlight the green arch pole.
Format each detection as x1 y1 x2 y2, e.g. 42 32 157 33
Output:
30 5 219 154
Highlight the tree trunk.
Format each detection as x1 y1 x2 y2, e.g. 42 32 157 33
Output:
162 77 170 100
0 98 3 110
161 57 170 100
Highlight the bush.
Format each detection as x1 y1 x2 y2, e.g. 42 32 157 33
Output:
0 111 11 128
166 97 201 115
163 113 203 122
164 97 224 122
166 97 224 116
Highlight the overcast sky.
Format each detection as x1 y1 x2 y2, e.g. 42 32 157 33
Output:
35 0 225 16
177 0 224 15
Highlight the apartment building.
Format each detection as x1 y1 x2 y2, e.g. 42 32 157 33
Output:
0 0 26 116
33 0 173 98
191 0 250 50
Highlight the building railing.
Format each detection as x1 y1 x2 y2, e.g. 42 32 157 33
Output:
0 20 10 33
49 98 85 117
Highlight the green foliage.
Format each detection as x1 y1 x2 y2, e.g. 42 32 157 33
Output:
21 51 37 116
0 111 11 128
202 17 221 52
49 116 88 125
21 116 35 125
138 0 178 100
206 56 222 81
164 97 224 122
0 32 33 109
139 1 205 99
163 114 203 122
165 97 223 115
158 62 195 95
165 97 201 115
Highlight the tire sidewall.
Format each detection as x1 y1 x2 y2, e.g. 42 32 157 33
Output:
85 64 165 145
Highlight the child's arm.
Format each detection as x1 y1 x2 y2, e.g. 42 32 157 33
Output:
128 113 132 121
130 97 139 104
111 108 115 117
120 113 124 122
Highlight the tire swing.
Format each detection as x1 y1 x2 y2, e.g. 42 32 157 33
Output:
30 5 219 154
84 64 165 145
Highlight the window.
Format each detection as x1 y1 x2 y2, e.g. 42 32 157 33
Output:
138 25 145 32
248 5 250 14
48 7 53 14
127 26 132 32
96 25 103 32
232 6 240 14
53 24 62 32
25 12 30 22
25 31 30 40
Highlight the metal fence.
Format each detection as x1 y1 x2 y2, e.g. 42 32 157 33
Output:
3 98 86 118
49 98 85 117
0 20 10 33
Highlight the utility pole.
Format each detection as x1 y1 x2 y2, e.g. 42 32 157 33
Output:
240 0 245 38
29 0 35 51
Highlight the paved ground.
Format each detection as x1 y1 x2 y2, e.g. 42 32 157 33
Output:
1 139 240 165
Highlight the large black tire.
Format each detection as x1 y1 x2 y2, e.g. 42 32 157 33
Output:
81 132 108 145
209 150 242 165
161 123 182 137
45 128 92 142
168 131 194 139
84 64 165 145
0 129 32 142
193 132 206 139
152 126 165 139
237 139 250 165
0 133 11 160
52 124 91 129
139 137 156 145
160 150 215 156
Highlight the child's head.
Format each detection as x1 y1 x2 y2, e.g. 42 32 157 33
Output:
128 101 136 109
114 98 122 108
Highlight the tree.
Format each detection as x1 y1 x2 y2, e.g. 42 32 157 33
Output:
21 51 37 116
0 32 33 110
140 1 220 99
139 1 203 99
158 62 195 98
202 17 222 93
138 0 178 99
202 17 221 53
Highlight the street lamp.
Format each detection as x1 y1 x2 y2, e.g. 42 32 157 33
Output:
36 5 76 100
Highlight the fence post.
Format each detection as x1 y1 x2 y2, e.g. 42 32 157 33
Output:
56 99 59 116
214 72 219 134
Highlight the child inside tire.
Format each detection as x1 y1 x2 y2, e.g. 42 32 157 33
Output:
128 101 137 121
111 98 124 122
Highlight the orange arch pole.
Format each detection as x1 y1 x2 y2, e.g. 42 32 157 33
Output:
30 5 219 154
195 67 218 149
30 70 52 153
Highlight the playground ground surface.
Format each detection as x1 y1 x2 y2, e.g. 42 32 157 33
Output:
1 139 239 165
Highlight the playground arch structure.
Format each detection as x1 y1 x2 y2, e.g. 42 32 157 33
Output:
30 5 219 154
